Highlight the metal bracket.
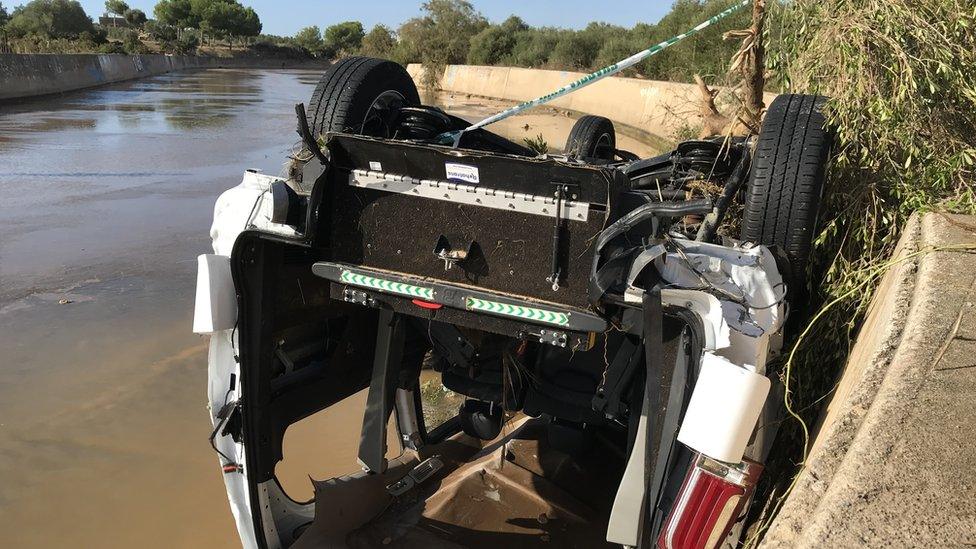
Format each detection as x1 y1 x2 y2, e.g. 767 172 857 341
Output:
386 456 445 496
433 235 474 271
342 287 376 308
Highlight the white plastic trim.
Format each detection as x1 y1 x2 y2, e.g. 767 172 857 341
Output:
193 254 237 334
677 352 771 463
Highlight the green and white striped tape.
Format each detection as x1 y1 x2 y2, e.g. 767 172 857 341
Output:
465 297 570 326
451 0 750 137
340 270 435 300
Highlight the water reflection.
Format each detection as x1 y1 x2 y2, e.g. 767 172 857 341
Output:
0 68 278 144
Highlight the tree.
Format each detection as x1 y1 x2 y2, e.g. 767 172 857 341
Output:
104 0 128 18
293 25 323 56
6 0 94 38
123 7 146 27
418 0 487 64
359 24 395 58
467 15 527 65
0 2 10 28
153 0 196 36
237 6 260 39
551 31 601 70
189 0 260 48
397 0 487 88
145 19 176 40
509 27 562 67
323 21 363 58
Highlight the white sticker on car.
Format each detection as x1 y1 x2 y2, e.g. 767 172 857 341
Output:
445 163 480 184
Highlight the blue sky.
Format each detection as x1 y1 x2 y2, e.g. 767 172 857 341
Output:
72 0 674 37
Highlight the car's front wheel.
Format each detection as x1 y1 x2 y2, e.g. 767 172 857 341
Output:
741 93 833 305
306 56 421 139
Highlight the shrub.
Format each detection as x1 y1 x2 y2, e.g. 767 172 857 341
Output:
359 24 395 59
6 0 94 39
121 28 144 53
467 15 527 66
508 28 561 67
550 31 600 70
749 0 976 538
97 40 125 53
323 21 364 58
292 25 323 57
173 32 198 54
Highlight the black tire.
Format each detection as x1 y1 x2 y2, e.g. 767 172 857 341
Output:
742 94 832 301
306 56 420 138
565 115 616 161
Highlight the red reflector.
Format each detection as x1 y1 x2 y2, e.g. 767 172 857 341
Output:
657 454 763 549
411 299 443 310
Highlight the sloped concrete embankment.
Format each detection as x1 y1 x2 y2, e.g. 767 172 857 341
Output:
408 63 777 141
762 212 976 547
0 53 322 101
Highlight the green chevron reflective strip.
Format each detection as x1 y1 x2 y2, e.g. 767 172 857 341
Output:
465 297 570 326
340 270 434 300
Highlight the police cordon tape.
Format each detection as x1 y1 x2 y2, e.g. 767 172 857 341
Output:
438 0 751 144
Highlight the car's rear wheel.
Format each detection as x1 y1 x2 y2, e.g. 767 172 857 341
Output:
741 94 832 304
565 115 616 161
306 56 420 139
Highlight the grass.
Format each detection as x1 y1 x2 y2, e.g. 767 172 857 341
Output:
522 133 550 155
744 0 976 541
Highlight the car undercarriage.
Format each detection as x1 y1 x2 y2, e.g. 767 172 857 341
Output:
194 57 831 549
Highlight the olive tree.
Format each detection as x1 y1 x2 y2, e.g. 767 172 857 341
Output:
397 0 487 88
6 0 94 38
293 25 323 56
323 21 364 58
359 24 396 58
467 15 527 65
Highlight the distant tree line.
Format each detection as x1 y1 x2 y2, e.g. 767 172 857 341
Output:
0 0 747 80
0 0 262 55
286 0 751 84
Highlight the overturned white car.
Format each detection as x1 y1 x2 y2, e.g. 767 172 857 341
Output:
195 58 830 549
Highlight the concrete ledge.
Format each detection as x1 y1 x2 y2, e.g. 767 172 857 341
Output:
409 63 776 139
0 54 324 101
762 212 976 547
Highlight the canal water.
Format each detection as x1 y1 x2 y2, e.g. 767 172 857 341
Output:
0 68 657 548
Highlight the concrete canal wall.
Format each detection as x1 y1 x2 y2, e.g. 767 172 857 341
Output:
762 213 976 548
408 63 777 139
0 54 320 101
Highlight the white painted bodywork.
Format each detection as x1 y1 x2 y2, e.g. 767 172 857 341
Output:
608 237 786 547
198 170 295 549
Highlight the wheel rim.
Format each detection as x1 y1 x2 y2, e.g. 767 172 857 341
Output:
360 90 408 138
593 132 614 160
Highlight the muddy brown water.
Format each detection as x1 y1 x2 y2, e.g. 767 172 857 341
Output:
0 68 658 547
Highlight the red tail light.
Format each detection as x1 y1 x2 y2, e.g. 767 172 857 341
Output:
657 454 763 549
